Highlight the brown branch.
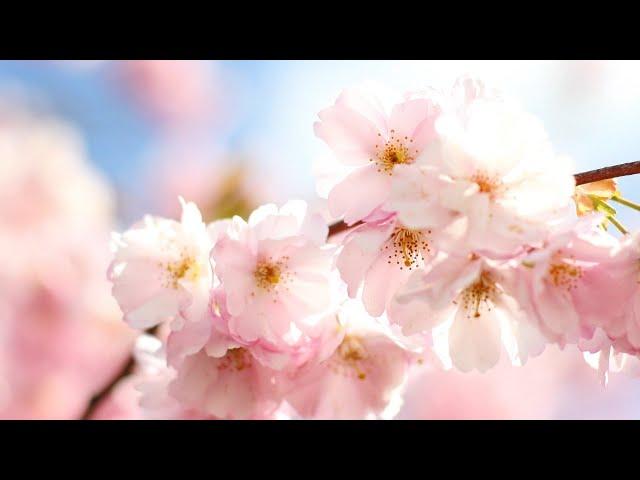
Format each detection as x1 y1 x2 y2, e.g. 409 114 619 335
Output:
81 355 136 420
328 220 360 237
574 161 640 186
82 160 640 419
80 325 158 420
327 162 640 237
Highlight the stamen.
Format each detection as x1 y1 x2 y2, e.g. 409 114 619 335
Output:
548 253 583 291
330 335 369 381
385 227 431 270
217 347 252 372
253 256 290 291
471 171 502 197
160 251 201 289
370 130 417 175
459 271 498 318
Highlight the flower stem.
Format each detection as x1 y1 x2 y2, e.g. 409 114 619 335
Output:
611 195 640 212
607 216 628 235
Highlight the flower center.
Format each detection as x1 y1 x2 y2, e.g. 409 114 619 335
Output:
372 130 418 175
218 347 252 372
254 261 282 290
333 335 369 380
385 227 431 270
459 271 498 318
548 255 583 291
163 254 201 289
471 171 502 197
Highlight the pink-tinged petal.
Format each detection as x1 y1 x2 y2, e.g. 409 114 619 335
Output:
328 164 391 225
336 221 395 298
167 316 212 368
388 97 439 153
536 287 579 339
387 164 454 230
207 218 233 245
336 88 389 134
211 236 255 316
286 333 410 419
169 349 283 419
362 248 409 317
314 95 382 167
124 288 185 329
397 256 482 311
283 273 331 317
448 305 502 373
388 295 448 336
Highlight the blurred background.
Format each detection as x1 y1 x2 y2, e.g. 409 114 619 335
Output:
1 60 639 419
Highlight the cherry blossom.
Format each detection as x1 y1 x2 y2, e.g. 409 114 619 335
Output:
314 86 442 225
390 253 545 373
284 300 421 419
507 216 623 348
335 212 437 317
586 231 640 354
210 200 340 364
390 80 576 256
108 198 214 332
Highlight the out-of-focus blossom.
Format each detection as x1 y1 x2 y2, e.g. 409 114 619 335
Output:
116 60 223 128
398 345 596 419
145 142 277 223
0 110 112 232
0 106 135 419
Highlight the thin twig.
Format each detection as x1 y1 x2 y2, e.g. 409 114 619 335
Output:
81 356 136 420
574 161 640 186
80 326 157 420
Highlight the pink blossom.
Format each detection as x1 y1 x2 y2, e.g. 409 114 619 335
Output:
583 231 640 355
108 198 215 333
314 86 442 225
169 347 287 419
508 217 623 347
390 254 545 373
116 60 222 128
394 79 576 256
285 300 419 419
335 213 437 317
211 201 339 363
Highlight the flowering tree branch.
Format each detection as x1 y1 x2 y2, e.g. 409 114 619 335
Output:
82 160 640 420
327 161 640 238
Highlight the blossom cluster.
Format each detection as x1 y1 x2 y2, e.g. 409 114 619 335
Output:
108 76 640 419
